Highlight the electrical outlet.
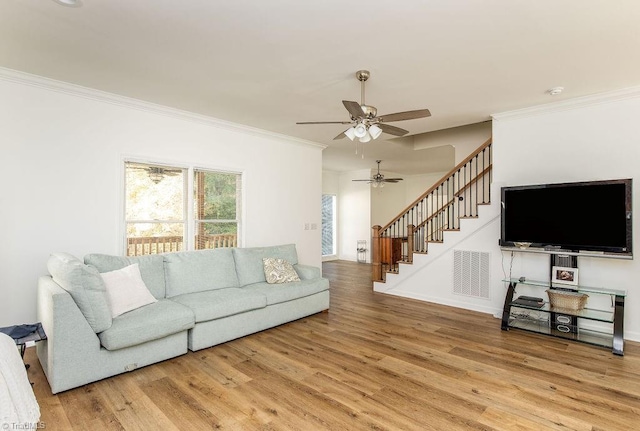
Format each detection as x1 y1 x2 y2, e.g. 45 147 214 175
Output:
304 223 310 230
310 223 318 230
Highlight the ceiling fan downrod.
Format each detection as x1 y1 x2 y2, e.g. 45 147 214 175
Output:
356 70 369 107
355 70 377 119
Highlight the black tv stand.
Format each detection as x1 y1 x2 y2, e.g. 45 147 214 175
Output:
501 278 625 355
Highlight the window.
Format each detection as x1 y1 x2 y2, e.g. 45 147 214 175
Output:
124 161 241 256
322 194 336 257
125 163 186 255
194 170 241 250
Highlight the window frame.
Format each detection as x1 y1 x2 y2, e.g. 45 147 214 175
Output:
122 158 243 255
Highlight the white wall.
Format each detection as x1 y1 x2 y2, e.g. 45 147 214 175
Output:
414 121 492 165
338 170 371 262
0 70 324 327
403 172 449 204
322 171 340 195
377 87 640 342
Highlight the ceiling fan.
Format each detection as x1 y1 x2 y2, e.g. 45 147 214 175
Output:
352 160 403 187
297 70 431 142
127 163 182 184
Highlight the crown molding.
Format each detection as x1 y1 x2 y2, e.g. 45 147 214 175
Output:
0 66 326 150
492 85 640 122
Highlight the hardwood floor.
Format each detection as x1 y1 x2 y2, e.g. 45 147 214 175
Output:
26 260 640 430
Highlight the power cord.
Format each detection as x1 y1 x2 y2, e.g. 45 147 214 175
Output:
501 250 515 285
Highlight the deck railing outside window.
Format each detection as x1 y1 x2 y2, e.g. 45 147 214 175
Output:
127 234 237 256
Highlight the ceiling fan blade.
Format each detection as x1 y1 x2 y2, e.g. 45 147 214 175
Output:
352 179 372 182
333 128 353 140
342 100 365 118
384 178 403 182
378 123 410 137
296 121 353 125
377 109 431 123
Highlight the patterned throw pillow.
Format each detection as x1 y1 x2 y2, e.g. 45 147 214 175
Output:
263 258 301 284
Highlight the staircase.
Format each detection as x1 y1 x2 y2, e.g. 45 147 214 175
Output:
372 138 492 282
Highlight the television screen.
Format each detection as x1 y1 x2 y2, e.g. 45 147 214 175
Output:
500 179 632 255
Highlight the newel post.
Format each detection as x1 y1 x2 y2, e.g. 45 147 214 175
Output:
407 224 414 264
372 225 382 282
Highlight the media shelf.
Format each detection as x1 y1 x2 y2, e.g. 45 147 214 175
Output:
501 278 626 355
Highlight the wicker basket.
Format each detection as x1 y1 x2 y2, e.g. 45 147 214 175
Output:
546 289 588 311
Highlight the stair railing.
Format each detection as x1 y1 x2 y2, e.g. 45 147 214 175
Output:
372 138 492 281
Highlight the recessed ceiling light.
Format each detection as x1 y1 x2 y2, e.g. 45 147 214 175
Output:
548 87 564 96
52 0 83 7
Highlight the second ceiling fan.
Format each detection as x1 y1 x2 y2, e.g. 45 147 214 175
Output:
297 70 431 142
352 160 403 187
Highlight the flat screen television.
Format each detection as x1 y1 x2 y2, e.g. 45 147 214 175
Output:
500 179 632 255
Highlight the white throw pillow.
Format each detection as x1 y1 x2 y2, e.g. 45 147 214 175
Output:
263 257 301 284
100 263 157 318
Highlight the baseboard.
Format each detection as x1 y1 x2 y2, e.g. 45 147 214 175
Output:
381 289 501 317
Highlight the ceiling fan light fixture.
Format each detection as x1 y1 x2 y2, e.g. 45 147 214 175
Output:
344 127 356 141
369 124 382 139
353 123 368 138
359 132 371 143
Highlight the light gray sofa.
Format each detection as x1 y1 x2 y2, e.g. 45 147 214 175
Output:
36 244 329 394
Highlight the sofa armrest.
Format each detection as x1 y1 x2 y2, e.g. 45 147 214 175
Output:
37 276 102 393
293 264 321 280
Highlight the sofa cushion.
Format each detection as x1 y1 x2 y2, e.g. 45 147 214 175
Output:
243 278 330 306
163 248 240 297
293 264 321 280
170 288 267 323
47 253 112 333
100 264 158 318
232 244 299 286
84 253 166 299
263 258 300 284
98 299 194 351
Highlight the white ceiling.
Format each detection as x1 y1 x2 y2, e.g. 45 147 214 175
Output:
2 0 640 175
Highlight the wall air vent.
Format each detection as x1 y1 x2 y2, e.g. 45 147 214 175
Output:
453 250 490 299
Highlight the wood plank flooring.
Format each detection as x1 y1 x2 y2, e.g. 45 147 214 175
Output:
25 260 640 430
